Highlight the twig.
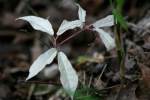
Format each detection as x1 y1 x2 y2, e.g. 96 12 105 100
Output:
27 84 35 100
99 84 121 91
88 75 93 88
18 80 61 86
83 71 86 86
96 64 107 85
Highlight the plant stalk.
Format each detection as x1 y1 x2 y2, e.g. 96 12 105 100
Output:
114 22 125 85
58 25 92 46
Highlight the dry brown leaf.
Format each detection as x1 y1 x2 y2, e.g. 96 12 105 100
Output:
136 63 150 100
138 63 150 89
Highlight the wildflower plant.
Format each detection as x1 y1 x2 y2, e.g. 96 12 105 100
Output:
17 3 115 100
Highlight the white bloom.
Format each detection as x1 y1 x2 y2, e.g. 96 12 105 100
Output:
16 3 115 99
58 52 78 99
26 48 78 100
93 28 115 51
76 3 86 23
93 15 114 28
17 4 86 36
26 48 57 80
56 20 83 36
56 4 86 36
92 15 116 51
16 16 54 36
16 4 85 100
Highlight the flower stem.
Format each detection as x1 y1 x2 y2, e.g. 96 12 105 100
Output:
114 22 125 85
58 25 92 46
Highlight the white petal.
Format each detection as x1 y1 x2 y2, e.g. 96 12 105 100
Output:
93 15 114 28
56 20 82 36
58 52 78 99
94 28 116 51
26 48 57 80
17 16 54 36
76 3 86 23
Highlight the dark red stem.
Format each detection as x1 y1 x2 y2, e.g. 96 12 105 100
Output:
57 25 92 46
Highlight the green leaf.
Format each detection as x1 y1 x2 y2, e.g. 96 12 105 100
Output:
113 9 128 30
76 56 90 65
76 95 100 100
116 0 125 10
33 84 55 96
74 87 102 100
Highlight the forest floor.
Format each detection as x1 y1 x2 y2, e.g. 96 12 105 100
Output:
0 0 150 100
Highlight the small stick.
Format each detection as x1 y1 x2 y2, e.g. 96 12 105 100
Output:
18 80 61 86
96 64 107 84
88 75 93 88
27 84 35 100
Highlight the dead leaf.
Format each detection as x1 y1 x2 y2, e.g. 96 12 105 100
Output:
138 63 150 89
135 63 150 100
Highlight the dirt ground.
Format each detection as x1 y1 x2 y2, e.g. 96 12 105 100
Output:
0 0 150 100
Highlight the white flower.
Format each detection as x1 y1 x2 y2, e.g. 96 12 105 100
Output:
16 3 115 99
17 4 86 37
92 15 116 51
26 48 78 99
93 28 115 51
26 48 57 80
16 16 54 36
16 4 86 100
